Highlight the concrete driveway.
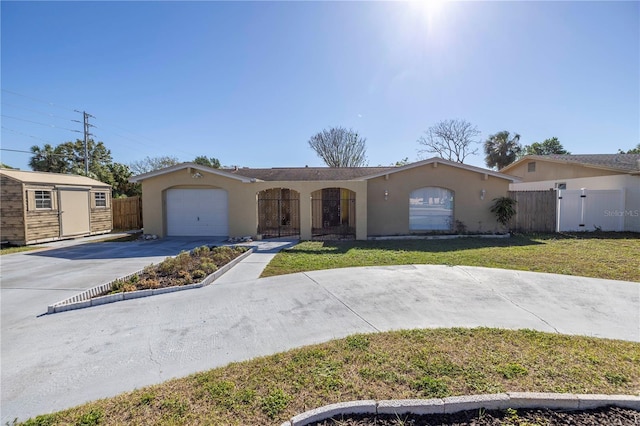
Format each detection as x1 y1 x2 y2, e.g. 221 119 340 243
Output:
1 238 639 423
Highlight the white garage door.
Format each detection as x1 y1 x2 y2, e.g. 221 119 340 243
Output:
166 189 229 236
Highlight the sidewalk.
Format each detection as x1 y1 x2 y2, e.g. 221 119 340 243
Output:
217 239 298 283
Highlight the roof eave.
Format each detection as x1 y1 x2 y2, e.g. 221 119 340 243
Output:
129 163 254 183
500 155 638 174
363 157 520 182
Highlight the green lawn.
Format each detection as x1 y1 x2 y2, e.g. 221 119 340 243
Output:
262 233 640 282
0 245 45 255
18 328 640 426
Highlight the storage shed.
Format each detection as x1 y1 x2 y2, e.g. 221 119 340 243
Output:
0 169 112 245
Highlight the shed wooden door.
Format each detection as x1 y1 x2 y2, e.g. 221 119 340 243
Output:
59 189 90 237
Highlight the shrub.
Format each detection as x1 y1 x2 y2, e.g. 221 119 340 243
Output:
177 270 192 283
140 278 160 289
201 262 218 274
192 270 206 280
191 245 210 257
490 196 517 230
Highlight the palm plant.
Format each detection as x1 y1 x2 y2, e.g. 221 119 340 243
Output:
484 131 522 170
491 196 517 232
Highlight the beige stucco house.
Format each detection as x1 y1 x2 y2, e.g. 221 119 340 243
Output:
0 169 112 245
501 154 640 184
130 158 518 240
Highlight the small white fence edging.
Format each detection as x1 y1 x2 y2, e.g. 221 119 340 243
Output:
47 246 255 314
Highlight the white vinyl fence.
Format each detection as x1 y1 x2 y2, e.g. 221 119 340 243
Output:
557 189 626 232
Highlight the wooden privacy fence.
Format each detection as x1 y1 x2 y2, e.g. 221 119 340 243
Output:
508 190 556 233
111 196 142 230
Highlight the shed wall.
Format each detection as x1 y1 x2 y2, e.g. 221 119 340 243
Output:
0 176 26 244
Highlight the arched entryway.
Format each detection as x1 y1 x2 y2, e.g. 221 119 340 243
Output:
311 188 356 239
257 188 300 238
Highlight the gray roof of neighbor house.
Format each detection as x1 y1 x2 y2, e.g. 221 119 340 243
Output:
225 166 396 181
501 154 640 174
0 169 111 187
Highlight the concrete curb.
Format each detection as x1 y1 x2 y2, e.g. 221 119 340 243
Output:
280 393 640 426
47 247 254 314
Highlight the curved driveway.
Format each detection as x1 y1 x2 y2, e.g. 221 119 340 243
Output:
1 238 638 423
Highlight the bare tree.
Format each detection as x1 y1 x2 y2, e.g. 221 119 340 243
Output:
308 126 367 167
130 155 179 175
418 119 480 163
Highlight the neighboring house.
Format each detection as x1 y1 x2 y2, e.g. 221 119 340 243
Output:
0 169 112 245
501 154 640 185
501 154 640 232
130 158 519 240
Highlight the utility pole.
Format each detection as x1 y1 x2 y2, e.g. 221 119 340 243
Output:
75 110 95 175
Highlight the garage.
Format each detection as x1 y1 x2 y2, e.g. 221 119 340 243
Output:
165 188 229 236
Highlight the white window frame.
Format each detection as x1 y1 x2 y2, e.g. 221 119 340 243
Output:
35 190 52 209
409 187 454 231
95 192 107 208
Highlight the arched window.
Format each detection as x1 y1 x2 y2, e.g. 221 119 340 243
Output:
409 187 454 231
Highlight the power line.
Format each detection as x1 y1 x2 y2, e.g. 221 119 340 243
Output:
1 89 76 113
1 115 82 133
1 102 76 121
1 126 59 145
0 148 69 158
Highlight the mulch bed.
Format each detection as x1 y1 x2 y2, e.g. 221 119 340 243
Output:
310 406 639 425
105 245 248 294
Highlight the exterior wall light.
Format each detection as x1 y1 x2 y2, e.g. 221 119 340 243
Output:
384 190 389 200
480 189 486 200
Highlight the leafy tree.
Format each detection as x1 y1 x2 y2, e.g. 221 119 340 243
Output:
523 137 570 156
484 131 522 170
0 163 14 169
29 143 67 173
618 144 640 154
129 155 179 175
30 139 113 181
193 156 221 168
308 126 367 167
418 119 480 163
395 157 410 166
29 140 142 197
107 163 141 198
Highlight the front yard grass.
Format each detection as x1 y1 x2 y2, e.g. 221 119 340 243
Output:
18 328 640 425
0 245 46 255
261 233 640 282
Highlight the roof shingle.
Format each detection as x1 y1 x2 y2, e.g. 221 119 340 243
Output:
223 167 396 181
537 154 640 173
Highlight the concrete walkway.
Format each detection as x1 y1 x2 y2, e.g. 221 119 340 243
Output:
1 239 638 423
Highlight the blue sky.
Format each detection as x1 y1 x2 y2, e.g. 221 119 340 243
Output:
2 1 638 171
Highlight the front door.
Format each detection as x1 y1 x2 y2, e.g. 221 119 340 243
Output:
322 188 341 228
59 189 91 237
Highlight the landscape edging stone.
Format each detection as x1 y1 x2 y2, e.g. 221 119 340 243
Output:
282 393 640 426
